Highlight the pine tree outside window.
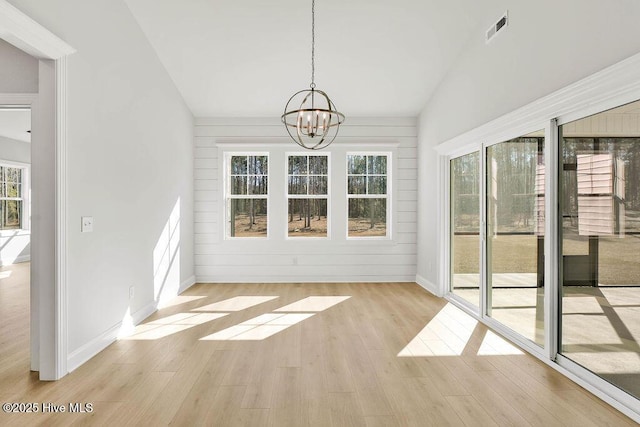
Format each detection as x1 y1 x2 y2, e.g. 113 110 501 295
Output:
347 153 390 238
226 154 268 238
287 154 329 238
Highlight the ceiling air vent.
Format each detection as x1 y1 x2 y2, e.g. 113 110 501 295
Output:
486 11 508 43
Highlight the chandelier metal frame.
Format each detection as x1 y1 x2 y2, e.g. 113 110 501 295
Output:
281 0 345 150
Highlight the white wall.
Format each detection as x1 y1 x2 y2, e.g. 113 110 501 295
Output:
7 0 195 367
417 0 640 287
0 135 30 163
0 229 29 266
0 38 38 93
0 136 31 266
194 118 417 282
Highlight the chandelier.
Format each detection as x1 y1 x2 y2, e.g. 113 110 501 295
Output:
281 0 345 150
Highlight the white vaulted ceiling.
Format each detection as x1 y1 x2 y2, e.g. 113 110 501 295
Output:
124 0 493 118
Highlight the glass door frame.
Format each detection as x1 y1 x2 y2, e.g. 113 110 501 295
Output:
445 121 558 362
480 122 558 361
554 105 640 415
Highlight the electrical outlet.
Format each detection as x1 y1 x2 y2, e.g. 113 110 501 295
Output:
81 216 93 233
129 286 135 299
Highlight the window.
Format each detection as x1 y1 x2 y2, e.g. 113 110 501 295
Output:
0 164 26 230
226 154 268 238
347 153 389 238
287 154 329 238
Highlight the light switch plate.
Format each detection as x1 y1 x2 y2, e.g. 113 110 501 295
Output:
81 216 93 233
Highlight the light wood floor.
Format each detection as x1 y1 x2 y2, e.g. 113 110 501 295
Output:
0 263 637 426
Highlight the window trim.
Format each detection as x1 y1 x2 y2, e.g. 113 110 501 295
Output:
0 160 30 234
285 152 331 240
346 151 391 240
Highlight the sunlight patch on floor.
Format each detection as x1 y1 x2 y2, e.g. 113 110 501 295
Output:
120 295 350 342
200 296 351 341
398 303 476 357
398 303 523 357
201 313 315 341
158 295 207 309
121 312 228 340
477 330 524 355
0 271 12 279
192 296 279 312
273 296 351 312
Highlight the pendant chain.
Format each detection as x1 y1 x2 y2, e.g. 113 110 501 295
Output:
310 0 315 89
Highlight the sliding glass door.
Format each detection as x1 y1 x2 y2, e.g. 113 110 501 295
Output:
449 132 547 347
486 131 546 347
450 152 481 309
559 100 640 399
445 79 640 417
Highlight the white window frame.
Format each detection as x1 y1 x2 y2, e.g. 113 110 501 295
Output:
346 151 391 240
285 152 331 240
223 152 269 240
0 160 30 234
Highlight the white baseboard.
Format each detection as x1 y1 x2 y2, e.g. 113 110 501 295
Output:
67 276 201 374
195 275 416 284
415 274 442 297
131 300 158 325
179 275 196 293
67 300 157 373
0 254 30 266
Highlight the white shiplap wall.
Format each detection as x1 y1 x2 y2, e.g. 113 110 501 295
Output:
194 117 418 283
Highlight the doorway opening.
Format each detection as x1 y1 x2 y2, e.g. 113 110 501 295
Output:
0 106 32 385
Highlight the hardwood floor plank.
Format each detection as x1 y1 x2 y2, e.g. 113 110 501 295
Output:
445 395 498 427
241 340 280 409
202 385 248 426
140 342 217 424
269 367 304 426
414 358 469 396
169 350 236 425
322 332 356 393
489 355 602 427
441 357 533 426
235 408 271 427
221 349 259 386
102 371 174 426
476 369 565 426
382 377 464 427
328 392 366 427
363 415 403 427
354 386 394 418
550 389 638 427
